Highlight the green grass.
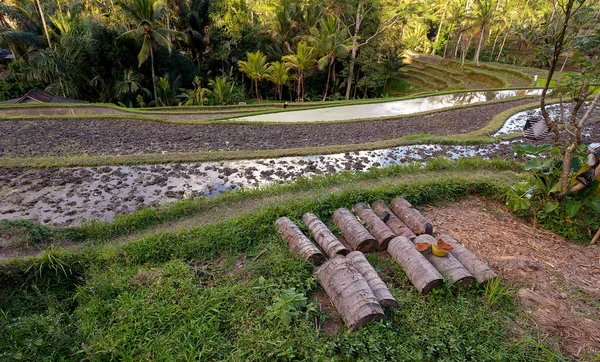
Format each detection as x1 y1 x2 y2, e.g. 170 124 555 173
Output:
0 161 570 361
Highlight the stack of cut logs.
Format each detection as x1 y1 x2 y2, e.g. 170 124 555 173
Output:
275 197 497 331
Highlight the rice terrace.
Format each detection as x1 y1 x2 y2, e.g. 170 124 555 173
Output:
1 0 599 360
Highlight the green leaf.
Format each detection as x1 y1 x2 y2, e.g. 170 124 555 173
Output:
570 156 583 172
543 201 559 213
518 198 531 210
565 199 583 217
587 196 600 211
548 181 562 194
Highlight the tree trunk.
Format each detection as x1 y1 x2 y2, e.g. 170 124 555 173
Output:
353 202 395 251
150 45 158 103
302 213 349 258
474 26 485 67
315 257 385 331
323 58 333 101
413 235 475 288
387 236 443 294
297 73 303 102
332 208 377 253
371 201 417 240
345 0 363 100
454 32 462 59
347 251 399 308
390 197 433 235
432 13 445 56
495 36 506 62
275 217 325 265
591 227 600 245
437 234 497 284
489 33 499 62
35 0 52 49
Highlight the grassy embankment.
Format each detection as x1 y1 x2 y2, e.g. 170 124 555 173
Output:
1 158 574 361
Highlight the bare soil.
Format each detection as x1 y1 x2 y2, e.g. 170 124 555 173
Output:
423 198 600 360
0 99 536 158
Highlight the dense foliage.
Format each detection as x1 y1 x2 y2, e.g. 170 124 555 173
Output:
1 0 598 105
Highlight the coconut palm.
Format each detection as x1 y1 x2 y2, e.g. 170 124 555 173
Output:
310 14 351 101
466 0 501 67
265 61 296 101
115 68 151 102
208 76 232 104
118 0 185 103
237 50 269 101
282 41 316 102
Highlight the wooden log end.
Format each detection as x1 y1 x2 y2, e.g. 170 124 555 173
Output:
379 298 400 308
349 309 385 332
308 253 326 266
356 238 378 253
421 278 444 295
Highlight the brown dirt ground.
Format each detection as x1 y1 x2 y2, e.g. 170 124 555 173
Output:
422 197 600 360
0 99 536 158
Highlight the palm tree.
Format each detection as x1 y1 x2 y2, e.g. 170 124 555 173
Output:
208 76 232 104
118 0 185 103
282 41 316 102
466 0 501 67
265 61 296 101
237 50 269 101
310 14 351 101
115 68 151 102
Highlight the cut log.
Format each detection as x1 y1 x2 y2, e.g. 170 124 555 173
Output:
315 257 385 331
275 217 325 265
332 208 377 253
353 203 396 251
302 213 349 258
413 235 475 288
371 201 417 240
347 251 399 307
437 234 497 284
390 197 433 235
387 236 443 294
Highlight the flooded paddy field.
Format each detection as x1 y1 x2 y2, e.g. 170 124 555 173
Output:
1 100 597 226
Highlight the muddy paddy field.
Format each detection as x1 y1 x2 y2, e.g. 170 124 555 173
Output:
0 100 598 226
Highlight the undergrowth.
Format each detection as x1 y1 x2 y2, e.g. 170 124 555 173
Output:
0 161 571 361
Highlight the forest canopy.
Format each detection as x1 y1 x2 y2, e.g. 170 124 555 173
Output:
0 0 598 106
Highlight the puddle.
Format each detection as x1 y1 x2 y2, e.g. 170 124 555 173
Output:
0 142 521 226
234 89 543 123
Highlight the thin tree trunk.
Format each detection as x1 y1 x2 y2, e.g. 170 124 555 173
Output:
432 13 446 55
150 45 158 103
353 203 395 251
495 36 506 61
302 213 349 258
276 217 325 265
387 236 443 294
414 235 475 288
437 234 497 284
315 257 384 331
454 32 462 59
323 60 332 101
255 79 259 102
297 73 302 101
371 201 416 240
345 0 363 100
35 0 52 48
353 64 360 99
347 251 399 307
390 197 433 235
332 208 377 253
474 26 485 67
560 55 569 72
489 33 499 62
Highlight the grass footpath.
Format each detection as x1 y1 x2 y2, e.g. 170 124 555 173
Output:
0 159 571 361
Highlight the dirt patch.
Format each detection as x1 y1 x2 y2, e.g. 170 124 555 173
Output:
423 198 600 359
0 99 537 158
312 290 343 335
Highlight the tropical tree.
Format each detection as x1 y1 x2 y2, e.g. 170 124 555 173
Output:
119 0 185 103
265 61 296 101
208 76 232 104
115 68 151 103
282 41 315 102
237 50 269 101
310 14 351 101
466 0 501 67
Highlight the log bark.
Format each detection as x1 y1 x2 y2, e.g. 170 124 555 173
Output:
315 257 385 331
347 251 399 308
371 201 417 240
390 197 433 235
437 234 497 284
332 208 377 253
387 236 443 294
275 217 325 265
353 203 396 251
302 213 349 258
413 235 474 288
